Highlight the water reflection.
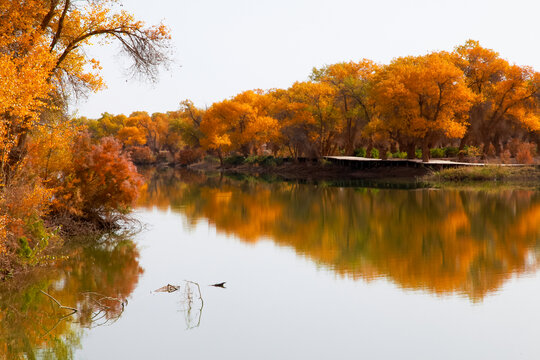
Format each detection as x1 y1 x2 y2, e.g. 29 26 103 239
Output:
140 169 540 302
0 237 143 360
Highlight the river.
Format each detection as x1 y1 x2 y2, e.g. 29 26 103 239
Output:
1 169 540 359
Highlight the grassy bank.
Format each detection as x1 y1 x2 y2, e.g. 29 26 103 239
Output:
424 165 540 184
189 157 540 187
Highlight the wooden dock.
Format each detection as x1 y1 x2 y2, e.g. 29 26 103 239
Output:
324 156 532 170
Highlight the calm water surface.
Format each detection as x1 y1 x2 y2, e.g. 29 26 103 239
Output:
2 169 540 359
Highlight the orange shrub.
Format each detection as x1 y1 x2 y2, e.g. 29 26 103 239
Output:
129 146 156 165
500 149 511 164
516 143 535 164
53 134 143 222
175 148 204 166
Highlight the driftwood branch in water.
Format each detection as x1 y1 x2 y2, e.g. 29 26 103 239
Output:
210 282 226 288
154 284 180 293
40 290 78 316
184 280 204 309
182 280 204 329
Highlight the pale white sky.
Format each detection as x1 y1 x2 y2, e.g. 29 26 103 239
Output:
76 0 540 118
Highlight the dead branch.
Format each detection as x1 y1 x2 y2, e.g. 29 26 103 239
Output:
40 290 78 316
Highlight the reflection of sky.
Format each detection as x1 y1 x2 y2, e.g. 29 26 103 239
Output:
76 0 540 119
76 209 540 360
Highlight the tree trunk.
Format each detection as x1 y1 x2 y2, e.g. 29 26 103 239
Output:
380 146 388 160
422 141 430 162
459 132 469 151
217 149 223 167
390 141 398 154
4 131 29 183
493 132 502 156
366 140 373 158
406 143 415 159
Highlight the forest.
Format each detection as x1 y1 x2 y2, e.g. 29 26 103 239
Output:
0 0 170 273
1 0 539 275
80 41 540 167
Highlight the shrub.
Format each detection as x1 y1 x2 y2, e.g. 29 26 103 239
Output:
500 150 511 164
392 151 407 159
486 143 496 157
319 158 332 166
466 145 482 158
508 138 521 157
516 143 534 164
53 135 143 223
16 216 56 265
354 148 367 157
241 155 283 167
224 155 246 166
415 149 422 159
258 155 282 167
430 148 446 158
445 147 460 157
370 148 379 159
129 146 156 165
176 148 204 166
244 155 259 165
156 151 172 163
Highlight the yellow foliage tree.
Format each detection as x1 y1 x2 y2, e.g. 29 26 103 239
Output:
311 60 379 154
453 40 540 154
1 0 171 184
372 52 474 161
287 81 340 157
200 90 279 164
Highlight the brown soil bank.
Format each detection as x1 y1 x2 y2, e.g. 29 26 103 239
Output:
189 159 539 184
189 160 429 181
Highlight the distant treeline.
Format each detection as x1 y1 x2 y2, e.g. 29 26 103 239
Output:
81 40 540 165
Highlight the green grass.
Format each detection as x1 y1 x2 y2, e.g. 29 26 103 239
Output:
425 165 539 182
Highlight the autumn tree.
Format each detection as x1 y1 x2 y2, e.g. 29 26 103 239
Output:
0 0 171 184
0 0 170 269
85 113 127 139
115 112 148 148
166 100 204 151
453 40 540 155
266 88 313 158
200 90 279 164
286 81 340 157
0 1 56 184
372 52 474 161
311 60 379 154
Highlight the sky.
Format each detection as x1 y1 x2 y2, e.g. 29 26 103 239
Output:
76 0 540 119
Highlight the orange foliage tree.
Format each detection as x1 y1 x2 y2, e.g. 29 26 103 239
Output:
311 60 379 154
371 52 474 161
0 0 170 261
286 81 340 157
200 90 279 163
1 0 171 183
453 40 540 154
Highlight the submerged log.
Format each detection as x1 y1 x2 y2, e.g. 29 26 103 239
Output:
154 284 180 293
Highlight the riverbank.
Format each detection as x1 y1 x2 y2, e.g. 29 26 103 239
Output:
189 159 429 181
188 158 540 184
424 165 540 189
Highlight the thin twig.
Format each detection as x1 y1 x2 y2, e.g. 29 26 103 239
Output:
40 290 78 315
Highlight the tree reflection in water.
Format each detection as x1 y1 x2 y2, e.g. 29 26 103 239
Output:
0 235 143 360
140 169 540 302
